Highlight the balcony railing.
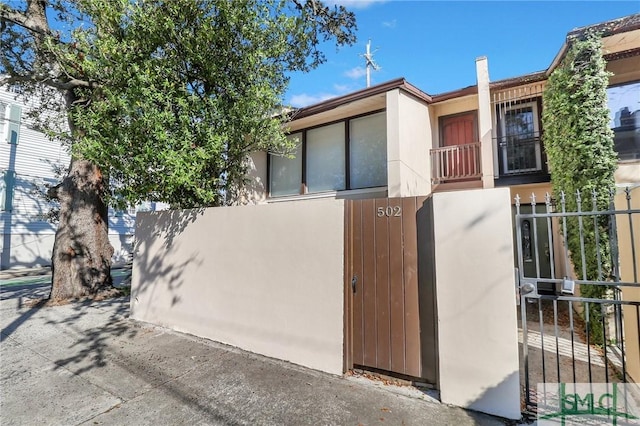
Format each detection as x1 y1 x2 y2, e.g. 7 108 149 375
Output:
430 142 482 184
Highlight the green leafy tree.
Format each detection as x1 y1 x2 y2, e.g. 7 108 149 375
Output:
0 0 356 301
542 33 618 344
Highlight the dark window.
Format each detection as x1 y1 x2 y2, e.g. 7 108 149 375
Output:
268 111 387 197
496 101 543 175
607 81 640 161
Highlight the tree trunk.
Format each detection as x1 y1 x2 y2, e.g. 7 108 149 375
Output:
50 159 114 301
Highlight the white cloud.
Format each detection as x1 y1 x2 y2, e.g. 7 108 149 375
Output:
333 83 352 92
288 92 337 108
344 66 367 79
288 84 354 108
382 19 397 28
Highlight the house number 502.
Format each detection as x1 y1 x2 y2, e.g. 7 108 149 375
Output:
377 206 402 217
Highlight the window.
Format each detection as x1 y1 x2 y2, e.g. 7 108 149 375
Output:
306 123 346 192
498 101 542 174
349 112 387 189
269 133 302 197
268 111 387 197
607 81 640 161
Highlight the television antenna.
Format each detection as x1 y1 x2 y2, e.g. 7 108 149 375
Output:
361 39 380 88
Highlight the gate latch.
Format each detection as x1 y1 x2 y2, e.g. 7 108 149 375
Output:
352 275 357 294
562 278 575 295
519 281 535 295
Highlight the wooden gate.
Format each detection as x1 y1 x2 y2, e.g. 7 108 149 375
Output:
344 196 436 381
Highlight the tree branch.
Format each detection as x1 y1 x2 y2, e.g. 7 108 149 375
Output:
0 2 52 38
0 72 99 90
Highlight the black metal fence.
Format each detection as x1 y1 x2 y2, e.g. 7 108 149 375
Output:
515 187 640 414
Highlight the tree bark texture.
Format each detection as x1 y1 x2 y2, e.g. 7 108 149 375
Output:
50 159 114 300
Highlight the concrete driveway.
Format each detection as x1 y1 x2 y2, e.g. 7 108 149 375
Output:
0 281 509 426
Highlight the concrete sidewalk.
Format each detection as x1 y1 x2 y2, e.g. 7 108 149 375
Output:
0 284 509 426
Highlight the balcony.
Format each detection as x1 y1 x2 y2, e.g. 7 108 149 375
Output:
430 142 482 184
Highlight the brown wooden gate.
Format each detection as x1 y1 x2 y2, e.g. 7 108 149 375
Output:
344 196 436 381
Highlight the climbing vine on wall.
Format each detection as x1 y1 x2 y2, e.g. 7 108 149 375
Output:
542 33 618 345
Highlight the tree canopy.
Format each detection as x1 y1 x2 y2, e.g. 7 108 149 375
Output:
1 0 357 208
0 0 357 300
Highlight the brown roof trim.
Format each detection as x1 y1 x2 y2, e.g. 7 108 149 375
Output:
288 78 432 121
430 85 477 103
547 13 640 76
489 71 548 91
604 46 640 61
567 13 640 39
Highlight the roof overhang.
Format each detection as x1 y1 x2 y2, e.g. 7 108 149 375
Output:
285 78 432 131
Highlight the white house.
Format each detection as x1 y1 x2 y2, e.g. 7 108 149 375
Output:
0 85 154 270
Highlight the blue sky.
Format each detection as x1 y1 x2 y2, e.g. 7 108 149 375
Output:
285 0 640 107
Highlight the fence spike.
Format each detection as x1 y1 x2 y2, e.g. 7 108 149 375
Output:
592 188 598 212
545 192 552 213
576 189 582 212
626 186 631 202
531 192 537 207
515 193 521 207
609 187 616 207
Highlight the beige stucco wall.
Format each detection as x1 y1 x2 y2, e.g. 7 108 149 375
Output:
430 187 521 420
615 162 640 383
476 57 495 188
242 151 268 204
608 47 640 85
131 198 346 375
386 89 431 197
431 95 479 123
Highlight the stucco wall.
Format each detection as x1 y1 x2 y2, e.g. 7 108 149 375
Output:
476 57 495 188
386 89 431 197
242 151 268 204
131 198 345 375
430 187 521 420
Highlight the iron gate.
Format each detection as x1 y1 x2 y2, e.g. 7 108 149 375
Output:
515 187 640 414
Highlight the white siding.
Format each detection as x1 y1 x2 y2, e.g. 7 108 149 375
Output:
0 86 159 269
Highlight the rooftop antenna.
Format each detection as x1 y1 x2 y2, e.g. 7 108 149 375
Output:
362 39 380 88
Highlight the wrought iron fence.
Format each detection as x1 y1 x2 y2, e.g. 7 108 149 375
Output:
515 187 640 415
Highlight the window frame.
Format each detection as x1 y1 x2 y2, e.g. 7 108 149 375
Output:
268 132 304 197
497 99 543 175
267 109 387 198
607 79 640 162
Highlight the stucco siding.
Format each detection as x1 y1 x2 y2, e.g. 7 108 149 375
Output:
131 198 345 375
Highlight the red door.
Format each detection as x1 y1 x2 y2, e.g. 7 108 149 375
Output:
440 112 478 180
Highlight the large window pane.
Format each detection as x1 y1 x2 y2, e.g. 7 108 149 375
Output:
269 133 302 197
350 112 387 189
307 123 345 192
608 81 640 161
